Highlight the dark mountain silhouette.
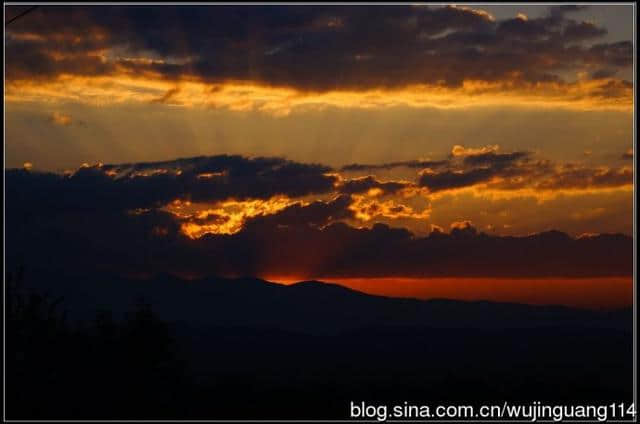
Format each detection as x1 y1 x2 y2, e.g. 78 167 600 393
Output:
18 268 631 333
6 267 633 419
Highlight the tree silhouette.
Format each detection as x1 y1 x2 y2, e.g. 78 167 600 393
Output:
6 267 189 419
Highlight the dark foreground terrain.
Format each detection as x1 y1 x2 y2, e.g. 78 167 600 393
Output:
6 267 633 419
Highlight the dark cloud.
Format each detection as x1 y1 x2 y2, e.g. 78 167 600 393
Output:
338 176 410 195
5 182 632 279
419 149 533 192
590 68 618 80
462 151 530 168
10 150 629 220
341 160 449 172
563 20 607 41
449 220 479 238
244 195 354 231
5 5 631 95
587 41 633 68
150 87 181 104
416 147 632 193
534 164 633 190
6 155 337 213
5 151 633 279
588 79 633 99
548 5 589 18
419 167 496 192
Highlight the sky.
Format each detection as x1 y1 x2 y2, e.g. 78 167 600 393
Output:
4 5 635 304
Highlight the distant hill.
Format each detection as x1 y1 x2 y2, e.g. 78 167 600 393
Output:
19 268 631 334
8 267 633 419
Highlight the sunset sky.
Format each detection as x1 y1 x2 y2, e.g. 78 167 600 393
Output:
4 4 634 306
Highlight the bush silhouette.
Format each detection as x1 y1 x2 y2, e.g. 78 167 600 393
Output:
6 267 189 419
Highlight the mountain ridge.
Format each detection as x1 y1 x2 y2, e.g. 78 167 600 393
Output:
14 267 632 335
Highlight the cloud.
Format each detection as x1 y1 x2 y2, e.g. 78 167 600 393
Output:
590 68 618 80
419 167 498 192
4 5 632 110
341 160 449 172
548 5 588 17
5 151 633 280
49 111 73 126
621 148 633 160
571 207 606 221
172 196 297 237
5 184 632 279
451 145 499 157
243 195 354 231
562 20 607 41
5 155 338 214
418 146 533 192
150 87 181 104
533 164 633 190
450 220 476 233
415 145 632 195
175 195 354 238
348 195 431 222
337 175 411 195
461 151 530 168
8 148 632 226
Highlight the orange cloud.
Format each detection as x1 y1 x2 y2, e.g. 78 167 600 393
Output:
450 144 499 157
166 196 298 238
450 220 474 230
5 75 633 115
427 182 633 204
6 5 632 118
348 194 431 222
571 207 606 220
49 111 72 126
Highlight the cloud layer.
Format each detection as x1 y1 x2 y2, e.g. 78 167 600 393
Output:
6 149 633 279
5 5 633 111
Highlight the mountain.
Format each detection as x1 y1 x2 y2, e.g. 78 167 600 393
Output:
8 267 633 419
17 268 631 334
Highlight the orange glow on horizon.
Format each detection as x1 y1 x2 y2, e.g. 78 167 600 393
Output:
266 276 632 309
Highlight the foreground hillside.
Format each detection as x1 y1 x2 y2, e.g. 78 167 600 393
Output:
7 268 633 419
